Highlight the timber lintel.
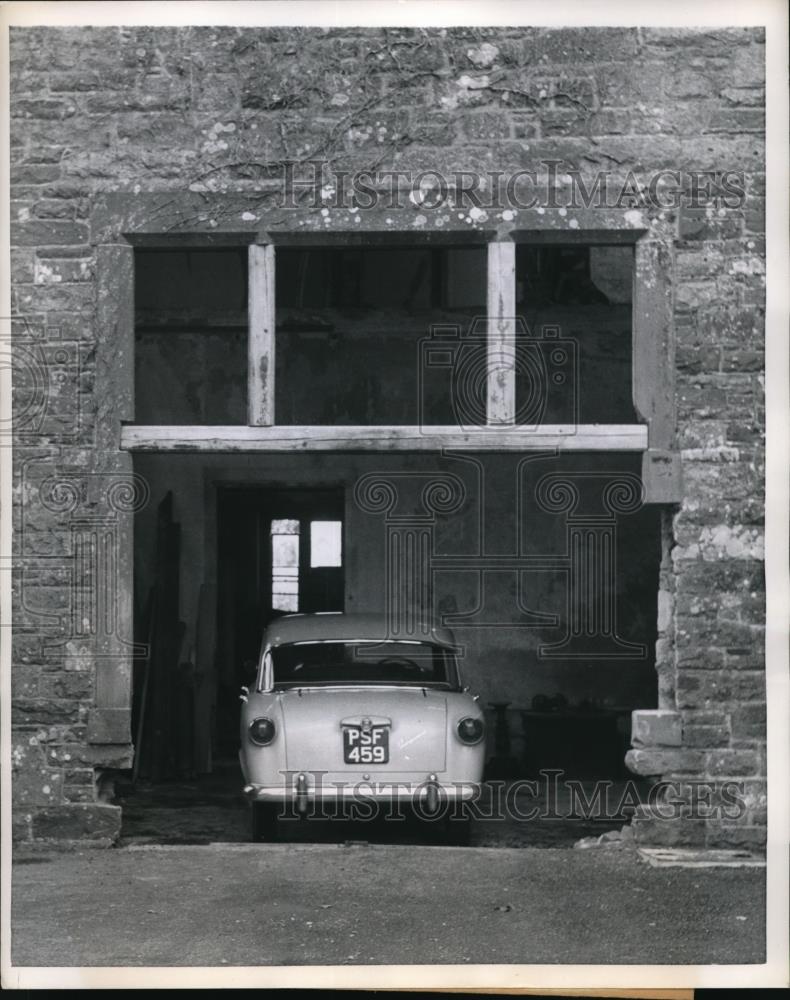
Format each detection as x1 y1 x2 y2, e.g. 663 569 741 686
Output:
121 424 649 453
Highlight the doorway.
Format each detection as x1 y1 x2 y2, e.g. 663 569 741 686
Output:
214 486 345 754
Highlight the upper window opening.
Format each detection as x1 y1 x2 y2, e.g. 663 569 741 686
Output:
515 245 635 425
134 248 247 425
275 245 486 425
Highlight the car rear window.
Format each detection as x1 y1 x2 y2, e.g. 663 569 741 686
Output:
270 640 458 688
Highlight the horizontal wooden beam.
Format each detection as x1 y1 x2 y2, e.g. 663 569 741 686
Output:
268 230 496 247
121 424 648 453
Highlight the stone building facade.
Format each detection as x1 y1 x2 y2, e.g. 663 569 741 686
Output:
9 26 766 848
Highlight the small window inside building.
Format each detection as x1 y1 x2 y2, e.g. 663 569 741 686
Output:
515 245 635 425
275 245 486 425
134 248 247 424
310 520 342 568
271 519 300 612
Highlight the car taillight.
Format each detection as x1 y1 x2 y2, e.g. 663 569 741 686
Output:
457 717 484 745
249 717 276 746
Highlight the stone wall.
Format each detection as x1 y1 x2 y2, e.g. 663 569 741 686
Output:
10 26 765 846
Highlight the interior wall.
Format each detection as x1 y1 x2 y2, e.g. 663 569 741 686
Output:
134 248 247 425
133 450 660 718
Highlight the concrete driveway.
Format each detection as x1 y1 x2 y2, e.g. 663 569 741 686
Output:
11 841 765 967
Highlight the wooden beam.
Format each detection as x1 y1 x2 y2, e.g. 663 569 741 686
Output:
269 229 496 246
91 244 136 747
632 240 681 503
96 244 135 447
633 240 674 450
248 243 275 426
121 424 648 452
487 241 516 425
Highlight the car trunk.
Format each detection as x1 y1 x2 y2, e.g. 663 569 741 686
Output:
281 686 448 774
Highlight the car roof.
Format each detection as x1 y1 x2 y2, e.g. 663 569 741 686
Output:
264 612 456 648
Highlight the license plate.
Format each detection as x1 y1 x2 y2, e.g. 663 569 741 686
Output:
343 727 389 764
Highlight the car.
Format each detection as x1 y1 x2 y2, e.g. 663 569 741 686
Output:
239 612 485 843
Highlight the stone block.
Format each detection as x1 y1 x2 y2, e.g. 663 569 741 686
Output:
10 163 62 185
676 672 733 709
86 708 131 745
40 672 94 700
631 709 682 748
63 785 96 803
11 98 77 120
682 723 730 748
676 344 721 374
731 672 767 702
525 27 639 63
34 254 93 283
11 666 41 699
10 248 35 283
12 699 82 726
12 813 33 842
678 207 744 241
64 767 95 785
11 220 90 247
59 743 134 770
32 199 78 220
706 822 766 851
675 559 764 597
632 814 707 848
705 109 765 133
460 111 512 142
730 703 767 740
676 647 725 670
625 748 705 777
676 617 763 649
641 450 683 504
704 749 761 777
31 803 121 842
721 349 764 372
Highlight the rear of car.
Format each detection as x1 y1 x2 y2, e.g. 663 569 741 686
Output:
239 613 485 841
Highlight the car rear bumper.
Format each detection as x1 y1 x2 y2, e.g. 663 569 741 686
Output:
243 775 480 807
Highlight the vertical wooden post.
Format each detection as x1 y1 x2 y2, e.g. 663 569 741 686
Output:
632 239 682 502
248 242 275 426
632 239 674 450
86 243 136 747
96 243 135 446
486 241 516 425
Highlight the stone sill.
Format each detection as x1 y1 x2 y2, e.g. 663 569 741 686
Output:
638 847 766 868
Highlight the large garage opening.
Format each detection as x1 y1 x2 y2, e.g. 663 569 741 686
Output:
120 451 664 848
